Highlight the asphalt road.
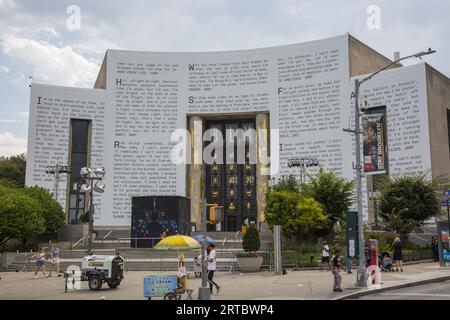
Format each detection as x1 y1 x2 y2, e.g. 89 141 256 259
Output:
356 280 450 300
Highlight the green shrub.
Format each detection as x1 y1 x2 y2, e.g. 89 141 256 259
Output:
80 211 89 223
242 224 261 252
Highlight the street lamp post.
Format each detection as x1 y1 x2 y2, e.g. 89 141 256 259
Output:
45 164 71 201
198 198 211 300
287 157 319 183
80 167 106 255
351 48 436 287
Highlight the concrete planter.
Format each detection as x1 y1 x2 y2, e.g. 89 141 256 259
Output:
236 255 263 272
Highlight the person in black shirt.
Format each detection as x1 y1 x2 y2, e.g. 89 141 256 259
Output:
393 237 403 272
431 237 439 262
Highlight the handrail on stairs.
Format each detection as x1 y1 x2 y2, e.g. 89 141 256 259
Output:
234 231 240 248
103 231 114 239
72 237 85 249
221 237 227 249
102 231 115 244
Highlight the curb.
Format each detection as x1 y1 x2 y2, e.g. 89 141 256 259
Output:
334 274 450 300
403 259 434 265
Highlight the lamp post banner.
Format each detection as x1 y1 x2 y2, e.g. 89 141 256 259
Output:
362 113 386 175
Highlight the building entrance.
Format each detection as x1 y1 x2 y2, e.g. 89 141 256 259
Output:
204 119 257 231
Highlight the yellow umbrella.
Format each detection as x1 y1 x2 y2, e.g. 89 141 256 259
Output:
154 234 201 250
154 235 201 287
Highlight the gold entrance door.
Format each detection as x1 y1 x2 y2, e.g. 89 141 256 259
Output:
205 120 257 232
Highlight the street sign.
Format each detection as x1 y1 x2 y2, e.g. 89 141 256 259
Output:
440 195 449 207
346 211 359 257
143 275 177 298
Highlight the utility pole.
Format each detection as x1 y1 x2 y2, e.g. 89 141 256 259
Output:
79 167 105 255
347 48 436 287
55 163 59 201
354 78 367 287
88 178 94 255
198 198 211 300
274 225 282 275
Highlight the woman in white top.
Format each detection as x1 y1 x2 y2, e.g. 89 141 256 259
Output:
322 241 330 271
207 244 220 294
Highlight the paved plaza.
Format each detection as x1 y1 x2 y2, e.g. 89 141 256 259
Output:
0 262 448 300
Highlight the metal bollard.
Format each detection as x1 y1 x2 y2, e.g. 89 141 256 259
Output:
64 270 76 292
64 272 69 293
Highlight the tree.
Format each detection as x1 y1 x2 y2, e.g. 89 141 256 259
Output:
0 178 21 189
300 168 355 236
271 175 300 193
376 172 445 237
265 191 328 242
0 185 45 247
378 208 419 241
242 224 261 252
23 186 65 235
0 154 26 187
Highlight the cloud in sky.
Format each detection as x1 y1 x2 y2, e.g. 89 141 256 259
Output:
0 119 25 124
1 34 99 87
0 132 27 157
0 0 449 158
0 0 16 8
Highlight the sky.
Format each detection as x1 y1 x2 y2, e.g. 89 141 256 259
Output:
0 0 449 157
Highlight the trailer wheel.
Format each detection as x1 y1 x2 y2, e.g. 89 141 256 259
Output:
164 292 177 300
88 275 102 291
194 272 201 278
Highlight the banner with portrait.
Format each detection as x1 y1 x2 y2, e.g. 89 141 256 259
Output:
362 114 386 175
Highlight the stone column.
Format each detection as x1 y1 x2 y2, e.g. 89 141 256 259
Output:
188 117 203 231
256 113 270 229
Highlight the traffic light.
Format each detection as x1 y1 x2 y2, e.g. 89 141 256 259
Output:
209 206 216 223
208 205 223 223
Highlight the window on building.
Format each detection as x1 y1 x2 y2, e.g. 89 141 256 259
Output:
68 119 90 224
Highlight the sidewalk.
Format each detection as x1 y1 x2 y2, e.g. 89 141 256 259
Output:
335 262 450 300
0 262 448 300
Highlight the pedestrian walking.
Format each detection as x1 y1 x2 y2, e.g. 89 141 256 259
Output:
33 248 47 279
331 250 344 292
343 244 353 274
392 237 403 272
48 243 61 277
322 241 330 271
431 236 439 262
206 244 221 294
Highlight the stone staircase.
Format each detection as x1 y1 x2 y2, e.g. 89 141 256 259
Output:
53 226 273 253
71 230 272 251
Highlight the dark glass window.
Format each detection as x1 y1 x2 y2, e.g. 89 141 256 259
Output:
68 119 90 224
